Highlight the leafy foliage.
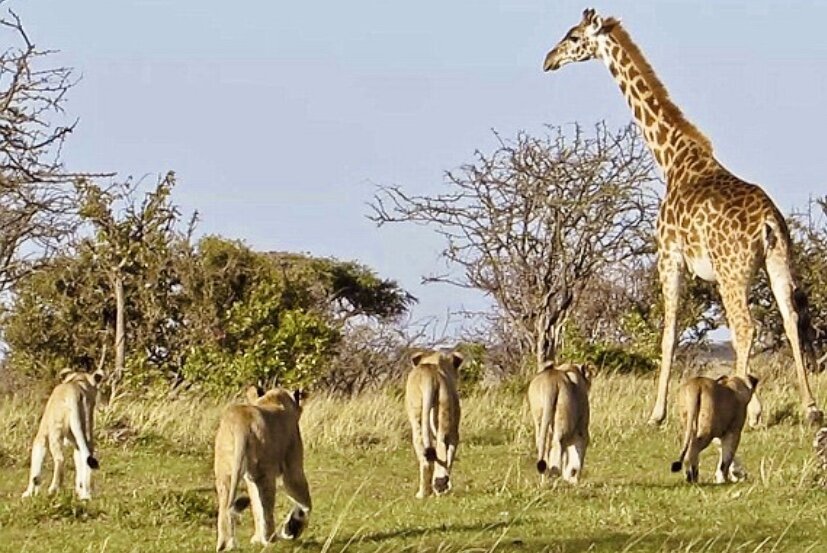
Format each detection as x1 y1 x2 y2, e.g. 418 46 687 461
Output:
2 188 413 394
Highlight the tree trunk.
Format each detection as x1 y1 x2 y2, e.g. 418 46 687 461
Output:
534 336 548 373
533 313 557 372
111 273 125 402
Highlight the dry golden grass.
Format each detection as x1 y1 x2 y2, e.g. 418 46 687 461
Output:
0 355 825 552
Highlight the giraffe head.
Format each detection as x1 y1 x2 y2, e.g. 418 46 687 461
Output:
543 8 617 71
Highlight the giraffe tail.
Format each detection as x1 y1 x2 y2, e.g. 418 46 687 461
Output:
793 288 821 373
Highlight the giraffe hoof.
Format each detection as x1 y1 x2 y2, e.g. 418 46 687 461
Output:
806 408 824 427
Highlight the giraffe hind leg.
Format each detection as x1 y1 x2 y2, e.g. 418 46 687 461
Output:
765 250 823 425
717 272 760 426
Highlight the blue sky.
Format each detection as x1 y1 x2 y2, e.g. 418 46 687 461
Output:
15 1 827 335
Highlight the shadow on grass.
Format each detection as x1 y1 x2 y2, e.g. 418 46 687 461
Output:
296 520 513 549
298 528 644 552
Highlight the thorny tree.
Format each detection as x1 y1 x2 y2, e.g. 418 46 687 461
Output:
371 123 660 370
0 10 100 290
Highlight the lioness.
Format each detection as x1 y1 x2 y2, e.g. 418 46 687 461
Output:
214 386 311 552
671 374 758 484
22 363 105 500
405 350 463 498
528 362 592 484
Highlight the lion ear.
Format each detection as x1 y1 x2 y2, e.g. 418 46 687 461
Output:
542 359 555 371
747 374 759 389
578 364 593 383
411 352 425 367
451 352 464 370
59 368 73 381
716 375 729 384
92 369 105 385
245 385 262 403
292 389 305 407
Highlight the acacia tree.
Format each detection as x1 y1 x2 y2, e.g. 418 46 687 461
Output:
0 10 103 290
76 173 190 398
372 123 660 369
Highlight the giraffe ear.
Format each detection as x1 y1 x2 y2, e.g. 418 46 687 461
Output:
582 8 601 29
583 8 616 34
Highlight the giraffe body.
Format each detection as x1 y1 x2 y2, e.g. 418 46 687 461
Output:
543 9 822 426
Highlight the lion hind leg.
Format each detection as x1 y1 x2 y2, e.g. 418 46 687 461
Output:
685 435 710 484
73 448 91 500
245 473 276 545
442 438 458 490
280 462 311 540
244 474 266 545
215 475 237 552
728 454 747 481
410 423 433 499
416 457 434 499
716 432 742 484
215 474 238 551
47 432 65 494
22 433 47 498
548 432 564 478
564 437 587 485
433 432 453 495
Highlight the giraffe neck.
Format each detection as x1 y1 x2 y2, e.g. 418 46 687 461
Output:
596 23 718 181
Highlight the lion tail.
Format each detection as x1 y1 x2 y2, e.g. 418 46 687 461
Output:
228 430 249 513
68 398 99 470
421 376 437 463
536 385 557 474
672 387 700 473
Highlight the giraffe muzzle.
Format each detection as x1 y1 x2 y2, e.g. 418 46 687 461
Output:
543 53 560 71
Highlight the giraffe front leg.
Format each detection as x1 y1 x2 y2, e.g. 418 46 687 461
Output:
649 251 683 426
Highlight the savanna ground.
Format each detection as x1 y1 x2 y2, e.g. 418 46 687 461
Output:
1 358 826 553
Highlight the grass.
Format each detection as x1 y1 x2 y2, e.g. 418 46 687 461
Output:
1 361 826 552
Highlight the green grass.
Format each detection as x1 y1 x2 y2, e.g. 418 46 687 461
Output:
1 364 826 552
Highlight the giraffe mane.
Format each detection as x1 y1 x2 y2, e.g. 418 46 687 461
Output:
605 17 713 153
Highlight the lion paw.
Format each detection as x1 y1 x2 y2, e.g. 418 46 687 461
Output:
806 408 824 427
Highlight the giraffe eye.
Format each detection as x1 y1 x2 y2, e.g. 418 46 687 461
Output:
570 35 581 44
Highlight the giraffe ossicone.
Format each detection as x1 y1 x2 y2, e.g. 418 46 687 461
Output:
543 8 823 427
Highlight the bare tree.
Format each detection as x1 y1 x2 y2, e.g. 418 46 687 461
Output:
0 9 104 290
319 317 435 395
371 123 660 370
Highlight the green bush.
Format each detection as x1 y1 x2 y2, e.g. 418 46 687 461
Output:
182 308 338 393
560 322 657 374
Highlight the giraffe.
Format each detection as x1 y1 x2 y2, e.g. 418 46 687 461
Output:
542 8 823 427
